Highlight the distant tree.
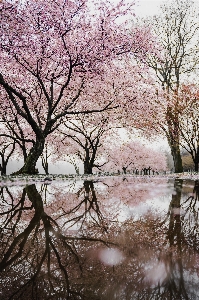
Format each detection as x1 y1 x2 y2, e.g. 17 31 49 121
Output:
103 140 167 174
57 115 113 174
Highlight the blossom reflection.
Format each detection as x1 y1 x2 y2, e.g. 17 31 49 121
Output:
0 178 199 299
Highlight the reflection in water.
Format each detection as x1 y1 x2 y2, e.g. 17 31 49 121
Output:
0 178 199 299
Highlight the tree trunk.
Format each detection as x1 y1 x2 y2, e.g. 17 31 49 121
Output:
167 134 183 173
0 154 7 175
83 147 97 175
194 161 199 172
84 159 93 174
122 166 127 174
168 140 183 173
170 144 183 173
1 160 7 175
193 180 199 200
22 145 28 163
13 138 45 175
166 101 183 173
194 147 199 172
42 156 49 175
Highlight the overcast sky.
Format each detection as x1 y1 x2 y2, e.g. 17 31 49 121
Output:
133 0 199 17
134 0 165 17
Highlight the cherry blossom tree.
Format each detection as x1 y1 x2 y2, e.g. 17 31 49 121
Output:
102 139 167 174
0 0 153 174
37 57 159 175
57 115 110 174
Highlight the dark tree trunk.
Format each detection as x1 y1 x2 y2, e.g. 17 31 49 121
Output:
167 104 183 173
83 147 97 175
122 166 127 174
168 135 183 173
22 144 28 163
194 161 199 172
171 145 183 173
84 148 92 174
193 180 199 200
0 154 7 175
84 160 93 174
194 147 199 172
1 160 6 175
0 158 7 176
13 138 45 175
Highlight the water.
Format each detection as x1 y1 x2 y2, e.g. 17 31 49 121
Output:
0 176 199 299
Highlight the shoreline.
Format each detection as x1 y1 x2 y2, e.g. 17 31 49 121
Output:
0 172 199 187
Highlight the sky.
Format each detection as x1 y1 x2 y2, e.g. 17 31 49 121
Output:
133 0 165 17
133 0 199 17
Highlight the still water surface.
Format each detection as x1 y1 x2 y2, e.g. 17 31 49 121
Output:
0 176 199 299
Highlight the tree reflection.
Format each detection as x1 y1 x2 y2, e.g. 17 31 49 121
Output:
0 183 112 299
163 179 189 299
64 180 109 233
0 178 199 299
142 178 199 300
167 179 183 248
